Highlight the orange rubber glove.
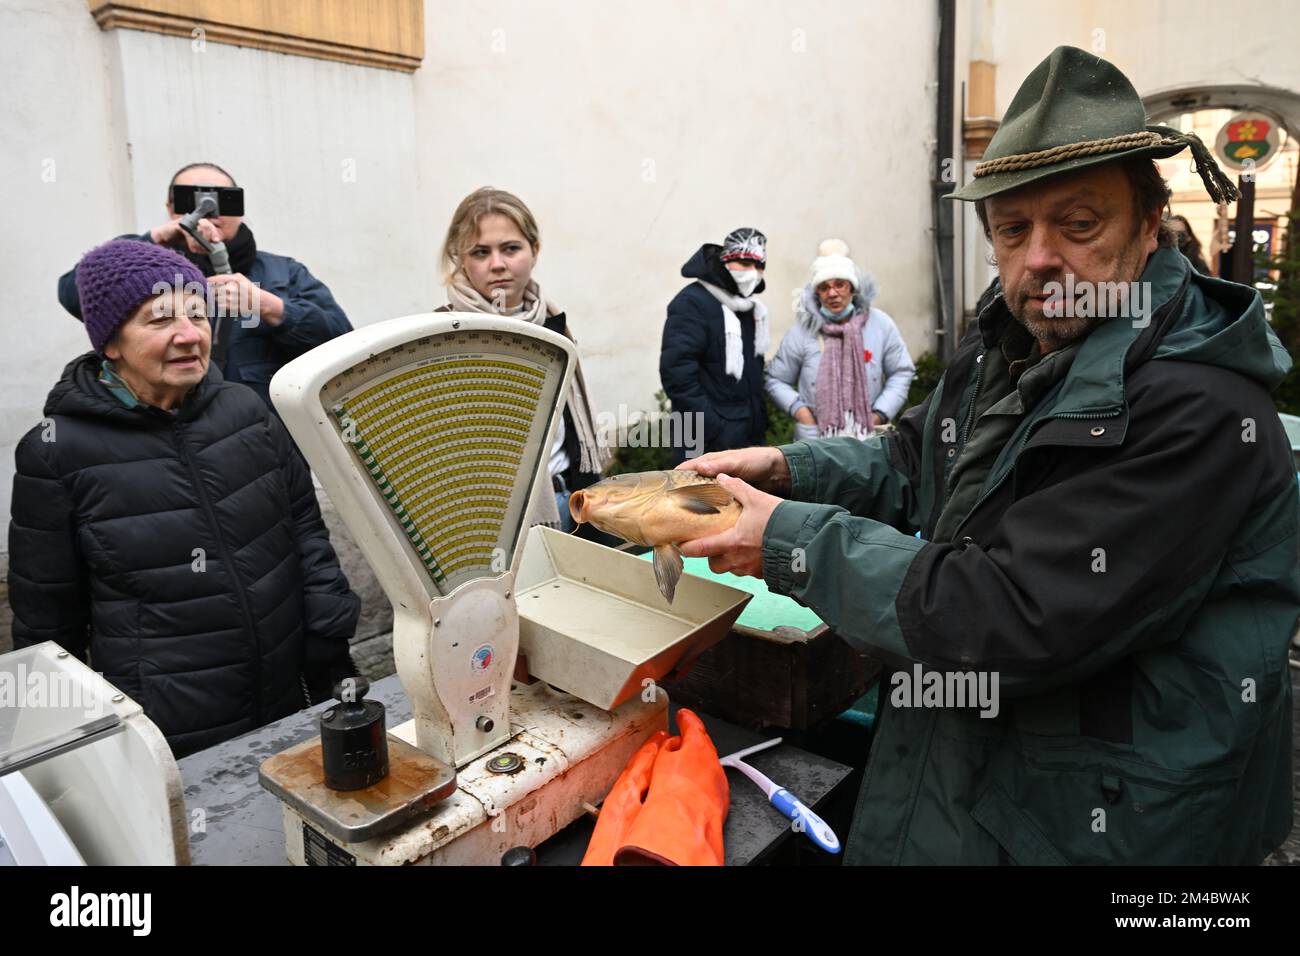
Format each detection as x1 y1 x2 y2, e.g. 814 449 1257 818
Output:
615 709 730 866
581 730 669 866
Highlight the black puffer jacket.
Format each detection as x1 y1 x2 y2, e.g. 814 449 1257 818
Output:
8 353 360 758
660 244 767 463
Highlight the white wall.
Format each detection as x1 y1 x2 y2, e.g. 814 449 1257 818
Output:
412 0 940 422
0 0 132 513
0 0 940 525
114 29 431 326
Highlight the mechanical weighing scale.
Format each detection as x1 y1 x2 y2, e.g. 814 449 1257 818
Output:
259 313 751 865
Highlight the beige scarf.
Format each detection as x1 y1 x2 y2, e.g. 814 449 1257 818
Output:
446 277 612 528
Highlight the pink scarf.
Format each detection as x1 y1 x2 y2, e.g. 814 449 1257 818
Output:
816 310 874 438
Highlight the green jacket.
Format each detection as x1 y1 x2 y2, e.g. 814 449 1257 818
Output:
763 246 1299 864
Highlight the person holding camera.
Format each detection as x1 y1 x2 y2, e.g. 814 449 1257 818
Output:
56 162 353 408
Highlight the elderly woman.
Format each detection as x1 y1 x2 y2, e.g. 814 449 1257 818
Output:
766 240 915 441
8 240 359 758
437 187 611 531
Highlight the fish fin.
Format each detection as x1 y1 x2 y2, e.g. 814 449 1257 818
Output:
675 497 720 515
652 544 683 604
668 483 734 513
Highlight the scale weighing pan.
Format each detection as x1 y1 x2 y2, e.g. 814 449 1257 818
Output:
515 527 752 710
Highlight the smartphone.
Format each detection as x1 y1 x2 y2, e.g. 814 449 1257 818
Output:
171 184 245 218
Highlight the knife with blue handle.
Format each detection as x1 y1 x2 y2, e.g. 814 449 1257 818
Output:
718 737 841 854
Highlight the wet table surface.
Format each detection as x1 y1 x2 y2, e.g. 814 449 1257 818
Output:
178 673 853 866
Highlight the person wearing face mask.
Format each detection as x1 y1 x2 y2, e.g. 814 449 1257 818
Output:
436 187 612 533
766 240 915 441
659 228 770 463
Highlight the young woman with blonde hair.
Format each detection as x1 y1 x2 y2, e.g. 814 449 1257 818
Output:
438 187 611 531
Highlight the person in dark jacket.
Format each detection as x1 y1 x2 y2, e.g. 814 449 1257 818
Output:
660 228 770 463
1167 213 1212 275
56 162 353 408
676 48 1299 864
11 240 359 758
436 186 613 535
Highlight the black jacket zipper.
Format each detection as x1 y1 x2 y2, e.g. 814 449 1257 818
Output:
173 418 264 719
944 350 987 500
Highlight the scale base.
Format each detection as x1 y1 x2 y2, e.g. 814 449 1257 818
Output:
276 681 668 865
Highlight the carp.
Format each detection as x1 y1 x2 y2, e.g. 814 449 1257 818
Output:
568 470 742 603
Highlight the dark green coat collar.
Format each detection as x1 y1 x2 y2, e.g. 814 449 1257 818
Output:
977 246 1192 419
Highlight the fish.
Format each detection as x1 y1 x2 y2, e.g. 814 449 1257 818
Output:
568 470 742 604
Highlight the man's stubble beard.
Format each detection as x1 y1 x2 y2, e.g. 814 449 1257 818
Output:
1014 296 1108 352
1005 242 1150 353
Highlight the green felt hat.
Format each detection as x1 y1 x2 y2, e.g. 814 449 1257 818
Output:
949 46 1238 204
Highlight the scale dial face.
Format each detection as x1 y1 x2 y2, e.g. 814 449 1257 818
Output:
318 327 568 597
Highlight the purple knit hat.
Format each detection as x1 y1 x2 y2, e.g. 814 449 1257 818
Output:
75 239 207 353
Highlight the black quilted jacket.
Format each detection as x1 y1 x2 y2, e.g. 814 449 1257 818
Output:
8 353 360 757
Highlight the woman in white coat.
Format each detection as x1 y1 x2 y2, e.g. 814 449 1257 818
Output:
766 240 915 441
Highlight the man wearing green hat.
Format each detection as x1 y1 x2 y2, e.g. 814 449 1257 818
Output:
678 46 1299 864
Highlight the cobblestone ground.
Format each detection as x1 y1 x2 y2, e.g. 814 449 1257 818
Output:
351 630 395 684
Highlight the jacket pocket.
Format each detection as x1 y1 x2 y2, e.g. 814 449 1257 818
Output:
982 747 1238 864
970 782 1070 865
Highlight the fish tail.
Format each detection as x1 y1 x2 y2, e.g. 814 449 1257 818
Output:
652 543 684 605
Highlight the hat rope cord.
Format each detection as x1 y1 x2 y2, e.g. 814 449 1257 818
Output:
973 131 1168 175
973 128 1240 204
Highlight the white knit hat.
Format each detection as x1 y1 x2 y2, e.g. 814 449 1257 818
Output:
810 239 859 291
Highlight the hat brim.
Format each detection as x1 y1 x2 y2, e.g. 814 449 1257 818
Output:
947 140 1188 202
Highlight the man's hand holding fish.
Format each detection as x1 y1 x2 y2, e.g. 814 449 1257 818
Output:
567 458 782 601
677 473 780 578
673 446 791 496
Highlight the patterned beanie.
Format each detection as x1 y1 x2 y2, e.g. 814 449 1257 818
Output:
720 227 767 266
75 239 207 353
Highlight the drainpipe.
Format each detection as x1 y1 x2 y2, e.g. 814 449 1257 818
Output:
933 0 957 360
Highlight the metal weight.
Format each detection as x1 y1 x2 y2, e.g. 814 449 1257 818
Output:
320 678 389 791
